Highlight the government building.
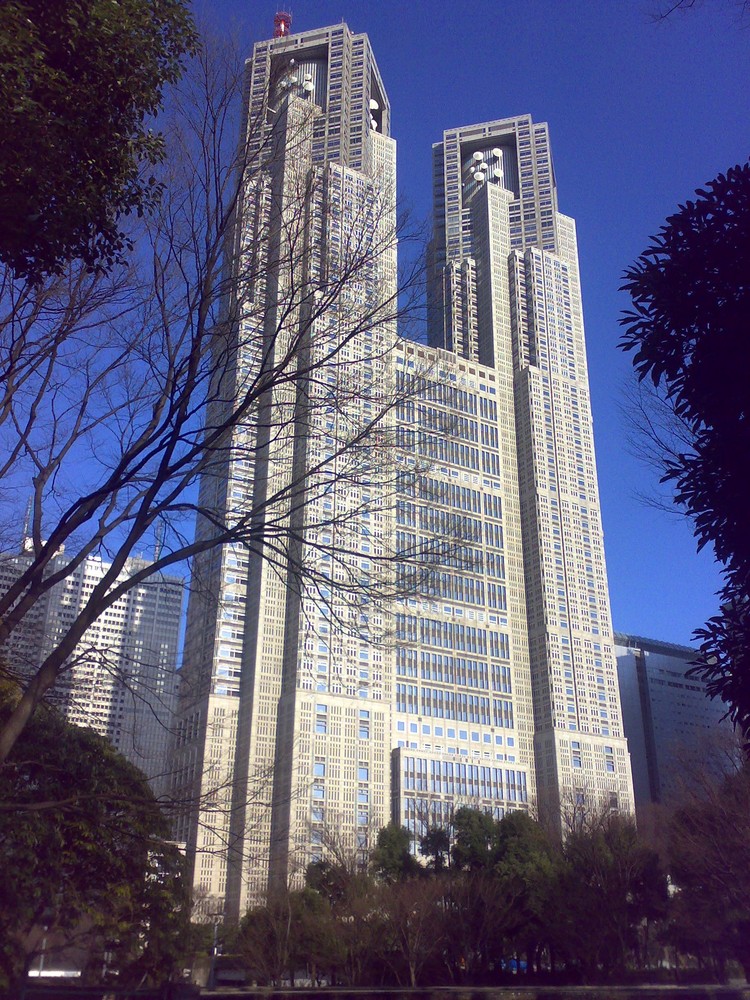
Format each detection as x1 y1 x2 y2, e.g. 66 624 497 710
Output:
171 17 634 919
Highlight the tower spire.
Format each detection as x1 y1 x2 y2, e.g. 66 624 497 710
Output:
22 496 32 545
273 11 292 37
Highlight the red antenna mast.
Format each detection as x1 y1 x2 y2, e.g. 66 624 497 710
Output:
274 12 292 37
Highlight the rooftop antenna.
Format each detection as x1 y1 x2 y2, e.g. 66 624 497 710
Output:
22 493 34 534
274 11 292 37
154 520 166 563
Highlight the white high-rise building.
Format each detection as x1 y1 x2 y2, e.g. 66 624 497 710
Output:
171 20 399 918
390 335 537 841
0 542 182 785
427 116 633 824
173 20 634 918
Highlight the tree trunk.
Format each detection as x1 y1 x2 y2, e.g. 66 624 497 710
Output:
0 656 59 763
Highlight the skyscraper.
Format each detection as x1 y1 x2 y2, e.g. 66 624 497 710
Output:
173 20 634 919
172 20 399 918
390 334 538 841
0 542 182 785
615 632 731 814
427 117 634 825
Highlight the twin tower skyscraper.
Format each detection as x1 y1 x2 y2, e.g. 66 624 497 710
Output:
172 19 634 919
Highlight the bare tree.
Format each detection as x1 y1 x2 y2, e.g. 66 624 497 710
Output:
556 783 623 837
620 376 697 514
0 33 427 767
650 0 750 22
378 876 446 987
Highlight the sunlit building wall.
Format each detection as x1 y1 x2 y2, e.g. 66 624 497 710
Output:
174 21 636 919
427 116 634 824
171 21 398 919
0 543 182 786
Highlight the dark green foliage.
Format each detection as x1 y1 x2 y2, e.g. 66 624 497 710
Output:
0 691 188 987
236 893 295 986
553 815 668 978
239 807 750 985
303 859 383 985
451 805 500 870
493 810 558 969
370 821 420 882
620 161 750 738
305 858 352 903
668 762 750 980
0 0 196 279
418 826 450 871
288 888 344 985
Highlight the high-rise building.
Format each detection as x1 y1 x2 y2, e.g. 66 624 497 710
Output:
390 335 538 842
0 542 182 785
615 632 732 814
427 117 634 825
173 20 634 918
171 20 398 918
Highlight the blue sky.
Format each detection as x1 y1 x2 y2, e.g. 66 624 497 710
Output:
204 0 749 645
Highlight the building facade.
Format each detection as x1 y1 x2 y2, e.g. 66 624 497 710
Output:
427 117 634 825
0 542 182 785
390 336 537 843
171 21 399 917
615 632 732 813
173 20 634 918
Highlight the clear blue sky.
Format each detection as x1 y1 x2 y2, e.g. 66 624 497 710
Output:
202 0 749 646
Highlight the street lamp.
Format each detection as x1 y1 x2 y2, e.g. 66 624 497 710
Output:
207 911 223 990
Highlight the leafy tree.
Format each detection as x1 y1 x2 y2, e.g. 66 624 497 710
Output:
419 826 451 872
371 823 420 883
451 806 500 871
304 859 380 985
305 859 351 905
0 689 188 988
0 0 196 280
553 814 668 979
493 810 558 973
620 161 750 739
236 892 295 986
437 810 559 980
287 888 343 987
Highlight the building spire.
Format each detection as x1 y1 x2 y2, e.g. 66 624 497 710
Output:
273 11 292 37
22 496 32 546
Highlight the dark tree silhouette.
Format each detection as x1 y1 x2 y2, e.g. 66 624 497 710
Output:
370 823 419 883
0 687 188 988
0 0 196 280
620 161 750 741
668 760 750 981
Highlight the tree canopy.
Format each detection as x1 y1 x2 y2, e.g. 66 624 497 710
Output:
0 688 188 987
668 760 750 980
370 822 419 883
0 0 196 279
620 160 750 738
221 804 750 987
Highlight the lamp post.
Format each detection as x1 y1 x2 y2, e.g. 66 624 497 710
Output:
207 913 222 990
